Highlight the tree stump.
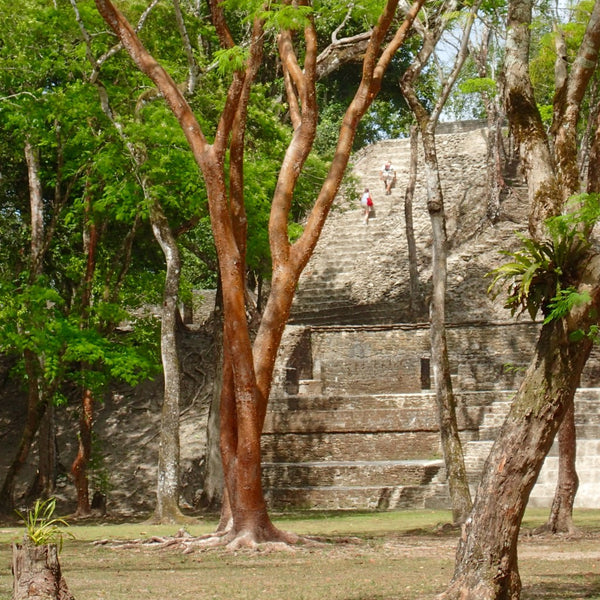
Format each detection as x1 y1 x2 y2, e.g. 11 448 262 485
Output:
12 540 74 600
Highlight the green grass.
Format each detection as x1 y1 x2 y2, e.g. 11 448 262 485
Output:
2 509 599 600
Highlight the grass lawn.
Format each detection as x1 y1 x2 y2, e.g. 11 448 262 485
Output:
1 508 599 600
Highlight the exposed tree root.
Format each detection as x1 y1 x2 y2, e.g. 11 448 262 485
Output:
93 527 338 554
528 523 582 538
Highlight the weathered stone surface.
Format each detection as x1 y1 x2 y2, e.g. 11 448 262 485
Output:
266 124 600 511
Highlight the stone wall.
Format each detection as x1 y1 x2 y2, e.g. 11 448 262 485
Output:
274 320 577 397
267 322 600 510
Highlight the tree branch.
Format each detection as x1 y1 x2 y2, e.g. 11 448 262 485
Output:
94 0 210 161
291 0 425 271
173 0 199 94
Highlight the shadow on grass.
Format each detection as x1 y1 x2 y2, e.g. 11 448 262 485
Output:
523 577 600 599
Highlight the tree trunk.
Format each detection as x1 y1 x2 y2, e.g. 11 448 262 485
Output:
471 24 508 223
71 390 94 517
198 289 225 512
0 139 47 514
422 125 472 524
588 103 600 192
25 132 55 501
542 401 578 534
25 139 44 279
36 402 57 500
439 320 594 600
0 381 47 514
485 100 507 223
398 16 473 522
150 198 186 524
93 0 425 544
12 541 74 600
440 0 600 595
404 125 424 320
398 0 477 524
71 190 98 518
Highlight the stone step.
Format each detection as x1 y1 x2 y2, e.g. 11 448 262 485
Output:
546 438 600 457
268 392 439 411
261 431 442 463
261 459 443 488
264 407 439 434
289 307 406 326
264 405 504 435
531 448 600 509
289 302 411 325
264 482 438 511
268 390 510 410
575 388 600 402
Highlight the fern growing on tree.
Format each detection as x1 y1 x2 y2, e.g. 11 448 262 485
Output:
488 193 600 326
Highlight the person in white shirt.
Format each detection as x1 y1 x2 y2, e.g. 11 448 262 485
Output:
360 188 373 224
380 161 396 195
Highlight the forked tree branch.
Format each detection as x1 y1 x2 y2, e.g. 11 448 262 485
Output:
290 0 425 272
229 17 265 259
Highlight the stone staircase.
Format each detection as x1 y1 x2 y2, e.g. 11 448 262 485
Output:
263 382 600 510
289 124 528 326
262 392 447 510
263 123 600 511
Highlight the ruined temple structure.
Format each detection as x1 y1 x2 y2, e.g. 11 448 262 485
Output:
3 122 597 517
264 122 600 511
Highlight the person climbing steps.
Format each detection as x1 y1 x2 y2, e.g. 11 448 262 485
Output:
380 160 396 195
360 188 374 225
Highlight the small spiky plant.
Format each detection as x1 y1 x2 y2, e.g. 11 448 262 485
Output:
16 497 73 551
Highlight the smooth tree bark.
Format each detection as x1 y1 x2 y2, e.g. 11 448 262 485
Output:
400 0 479 524
26 140 44 280
440 0 600 597
0 140 48 514
150 198 187 524
404 125 425 319
93 0 425 545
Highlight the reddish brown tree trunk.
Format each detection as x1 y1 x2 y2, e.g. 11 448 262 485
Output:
70 182 98 517
71 389 94 517
542 402 578 534
93 0 425 543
